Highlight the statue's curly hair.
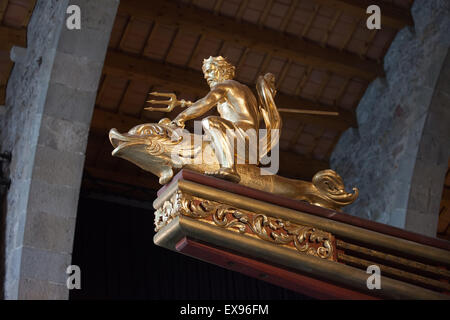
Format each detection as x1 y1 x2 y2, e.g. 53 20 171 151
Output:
202 56 235 80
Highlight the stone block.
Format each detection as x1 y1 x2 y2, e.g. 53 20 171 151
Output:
67 0 120 31
411 0 450 43
422 46 448 90
407 184 432 214
20 246 71 284
9 146 36 181
1 0 118 301
389 208 407 229
6 178 31 223
19 278 69 300
8 215 27 254
389 180 411 210
436 51 450 94
10 46 28 64
4 247 23 288
405 210 439 237
27 179 80 219
44 82 97 124
384 28 415 81
23 210 76 254
4 278 19 300
5 179 31 251
416 132 449 165
26 0 68 50
37 114 90 154
425 93 450 140
32 145 85 187
58 27 113 62
50 51 104 92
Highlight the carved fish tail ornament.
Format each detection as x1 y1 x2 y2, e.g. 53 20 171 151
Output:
311 169 359 208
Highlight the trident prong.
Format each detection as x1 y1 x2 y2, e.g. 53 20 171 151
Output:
144 92 193 112
144 92 177 112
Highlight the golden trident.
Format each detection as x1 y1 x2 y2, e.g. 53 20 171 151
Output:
144 92 193 112
145 91 339 116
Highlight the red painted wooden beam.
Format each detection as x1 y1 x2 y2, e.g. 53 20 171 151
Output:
176 237 378 300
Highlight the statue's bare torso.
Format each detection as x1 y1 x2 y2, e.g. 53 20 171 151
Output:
214 80 259 130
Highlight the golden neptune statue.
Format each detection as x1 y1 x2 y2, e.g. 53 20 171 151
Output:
109 56 358 210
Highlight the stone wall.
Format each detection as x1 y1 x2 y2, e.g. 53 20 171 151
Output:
0 0 119 299
330 0 450 236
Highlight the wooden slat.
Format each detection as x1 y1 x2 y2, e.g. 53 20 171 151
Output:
315 72 332 101
236 0 249 22
103 51 356 131
335 77 351 106
0 0 8 23
176 237 377 300
0 25 26 50
443 188 450 201
213 0 224 15
0 59 13 105
187 33 205 67
116 79 131 114
279 0 299 32
289 123 305 148
118 16 133 51
321 10 342 46
237 47 250 70
313 0 413 29
341 17 361 50
360 29 378 57
295 65 312 96
258 0 274 26
22 0 37 27
277 59 292 87
301 4 320 38
163 27 179 61
118 0 383 80
257 52 272 76
142 21 157 55
0 85 6 105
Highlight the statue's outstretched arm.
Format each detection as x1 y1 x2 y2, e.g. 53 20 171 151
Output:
173 86 226 126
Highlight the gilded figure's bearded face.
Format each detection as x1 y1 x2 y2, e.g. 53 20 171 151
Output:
202 56 236 88
203 63 220 87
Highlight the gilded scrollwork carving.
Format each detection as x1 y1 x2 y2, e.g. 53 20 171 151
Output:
154 191 335 260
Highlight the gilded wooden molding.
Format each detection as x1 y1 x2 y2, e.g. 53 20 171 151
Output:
154 213 449 299
154 191 336 261
174 179 450 267
337 252 450 292
336 240 450 280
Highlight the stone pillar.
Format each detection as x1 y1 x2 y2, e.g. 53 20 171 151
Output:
405 51 450 235
0 0 119 299
330 0 450 236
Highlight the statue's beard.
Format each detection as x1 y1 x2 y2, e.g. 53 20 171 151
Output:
207 79 218 87
207 76 228 88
